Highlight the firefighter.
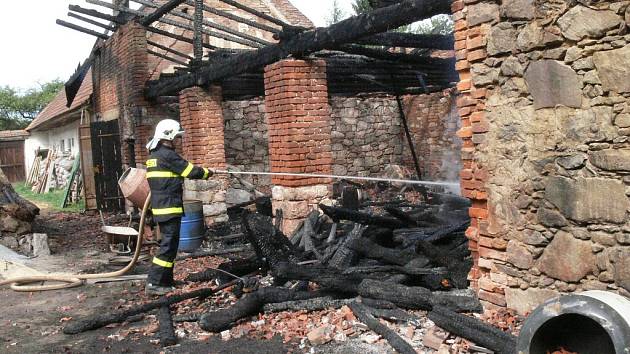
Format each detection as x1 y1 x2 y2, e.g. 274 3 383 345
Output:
144 119 213 296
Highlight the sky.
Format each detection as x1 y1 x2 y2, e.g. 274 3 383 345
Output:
0 0 354 91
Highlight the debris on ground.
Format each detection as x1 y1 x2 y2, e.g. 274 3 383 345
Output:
45 181 522 353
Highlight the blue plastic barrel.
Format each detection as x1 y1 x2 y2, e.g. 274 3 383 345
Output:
179 200 205 252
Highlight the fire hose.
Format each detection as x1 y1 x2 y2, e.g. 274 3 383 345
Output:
0 193 152 292
212 170 461 188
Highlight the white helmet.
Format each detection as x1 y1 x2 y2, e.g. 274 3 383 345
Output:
146 119 184 150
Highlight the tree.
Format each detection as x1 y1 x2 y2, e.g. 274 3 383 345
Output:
0 80 64 130
326 0 347 25
351 0 453 34
352 0 373 14
414 15 454 35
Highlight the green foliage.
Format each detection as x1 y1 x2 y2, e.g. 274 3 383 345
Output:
414 15 454 35
326 0 348 25
0 79 64 130
352 0 373 14
351 0 453 35
13 182 84 212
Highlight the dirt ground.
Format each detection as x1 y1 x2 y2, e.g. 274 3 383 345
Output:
0 210 373 354
0 209 300 354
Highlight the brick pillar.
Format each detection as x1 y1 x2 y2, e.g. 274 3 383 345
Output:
179 86 228 224
452 0 498 311
264 59 333 234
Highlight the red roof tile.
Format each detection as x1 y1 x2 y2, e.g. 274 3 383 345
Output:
26 68 93 132
268 0 314 28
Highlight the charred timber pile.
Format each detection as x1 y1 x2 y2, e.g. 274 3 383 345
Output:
0 168 40 253
191 194 516 353
64 188 516 352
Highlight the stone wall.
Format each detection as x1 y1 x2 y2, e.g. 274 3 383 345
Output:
330 95 403 177
223 100 272 195
452 0 630 314
329 92 460 182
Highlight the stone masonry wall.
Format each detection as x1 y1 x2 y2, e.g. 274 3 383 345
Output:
453 0 630 314
221 91 459 206
223 100 272 194
330 95 403 177
330 92 460 182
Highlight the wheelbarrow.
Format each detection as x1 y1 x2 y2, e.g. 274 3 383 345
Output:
100 212 139 255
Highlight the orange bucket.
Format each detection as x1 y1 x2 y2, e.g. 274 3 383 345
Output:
118 168 150 208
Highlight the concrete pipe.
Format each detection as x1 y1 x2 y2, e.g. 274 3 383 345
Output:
517 291 630 354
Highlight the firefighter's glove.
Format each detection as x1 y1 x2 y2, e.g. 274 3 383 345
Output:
203 168 214 179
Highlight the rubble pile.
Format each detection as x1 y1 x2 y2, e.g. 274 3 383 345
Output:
61 182 522 353
0 169 40 254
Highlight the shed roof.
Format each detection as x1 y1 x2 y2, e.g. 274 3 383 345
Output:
0 130 29 141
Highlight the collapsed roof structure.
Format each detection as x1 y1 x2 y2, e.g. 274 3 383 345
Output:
57 0 457 103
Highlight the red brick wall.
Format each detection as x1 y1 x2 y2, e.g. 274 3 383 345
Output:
403 90 461 181
92 21 151 168
134 124 152 165
93 21 148 118
452 0 493 305
179 86 227 169
264 59 332 187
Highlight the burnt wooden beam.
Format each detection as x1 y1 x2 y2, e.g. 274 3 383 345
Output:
155 96 180 104
193 0 204 65
217 0 291 28
178 10 271 46
337 44 455 67
87 0 263 48
148 49 189 67
157 14 263 48
146 0 453 98
146 26 216 50
355 32 454 50
133 0 273 46
56 19 110 39
349 302 416 354
184 0 280 34
147 40 193 60
68 5 126 24
63 279 241 335
163 8 269 47
67 12 117 32
140 0 187 26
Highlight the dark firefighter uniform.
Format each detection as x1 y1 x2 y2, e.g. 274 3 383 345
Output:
146 144 211 286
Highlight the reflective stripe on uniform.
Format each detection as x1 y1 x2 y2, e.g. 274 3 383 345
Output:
203 167 209 179
152 207 184 215
152 257 174 268
181 163 194 177
146 159 157 168
146 171 180 178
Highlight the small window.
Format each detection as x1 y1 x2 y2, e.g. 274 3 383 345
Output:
70 138 75 150
60 140 65 151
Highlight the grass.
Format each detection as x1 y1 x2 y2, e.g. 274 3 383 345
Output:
13 182 85 212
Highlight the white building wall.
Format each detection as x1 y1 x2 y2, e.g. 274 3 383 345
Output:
24 119 81 176
24 131 48 177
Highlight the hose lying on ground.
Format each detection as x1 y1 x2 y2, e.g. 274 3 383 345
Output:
0 193 151 292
